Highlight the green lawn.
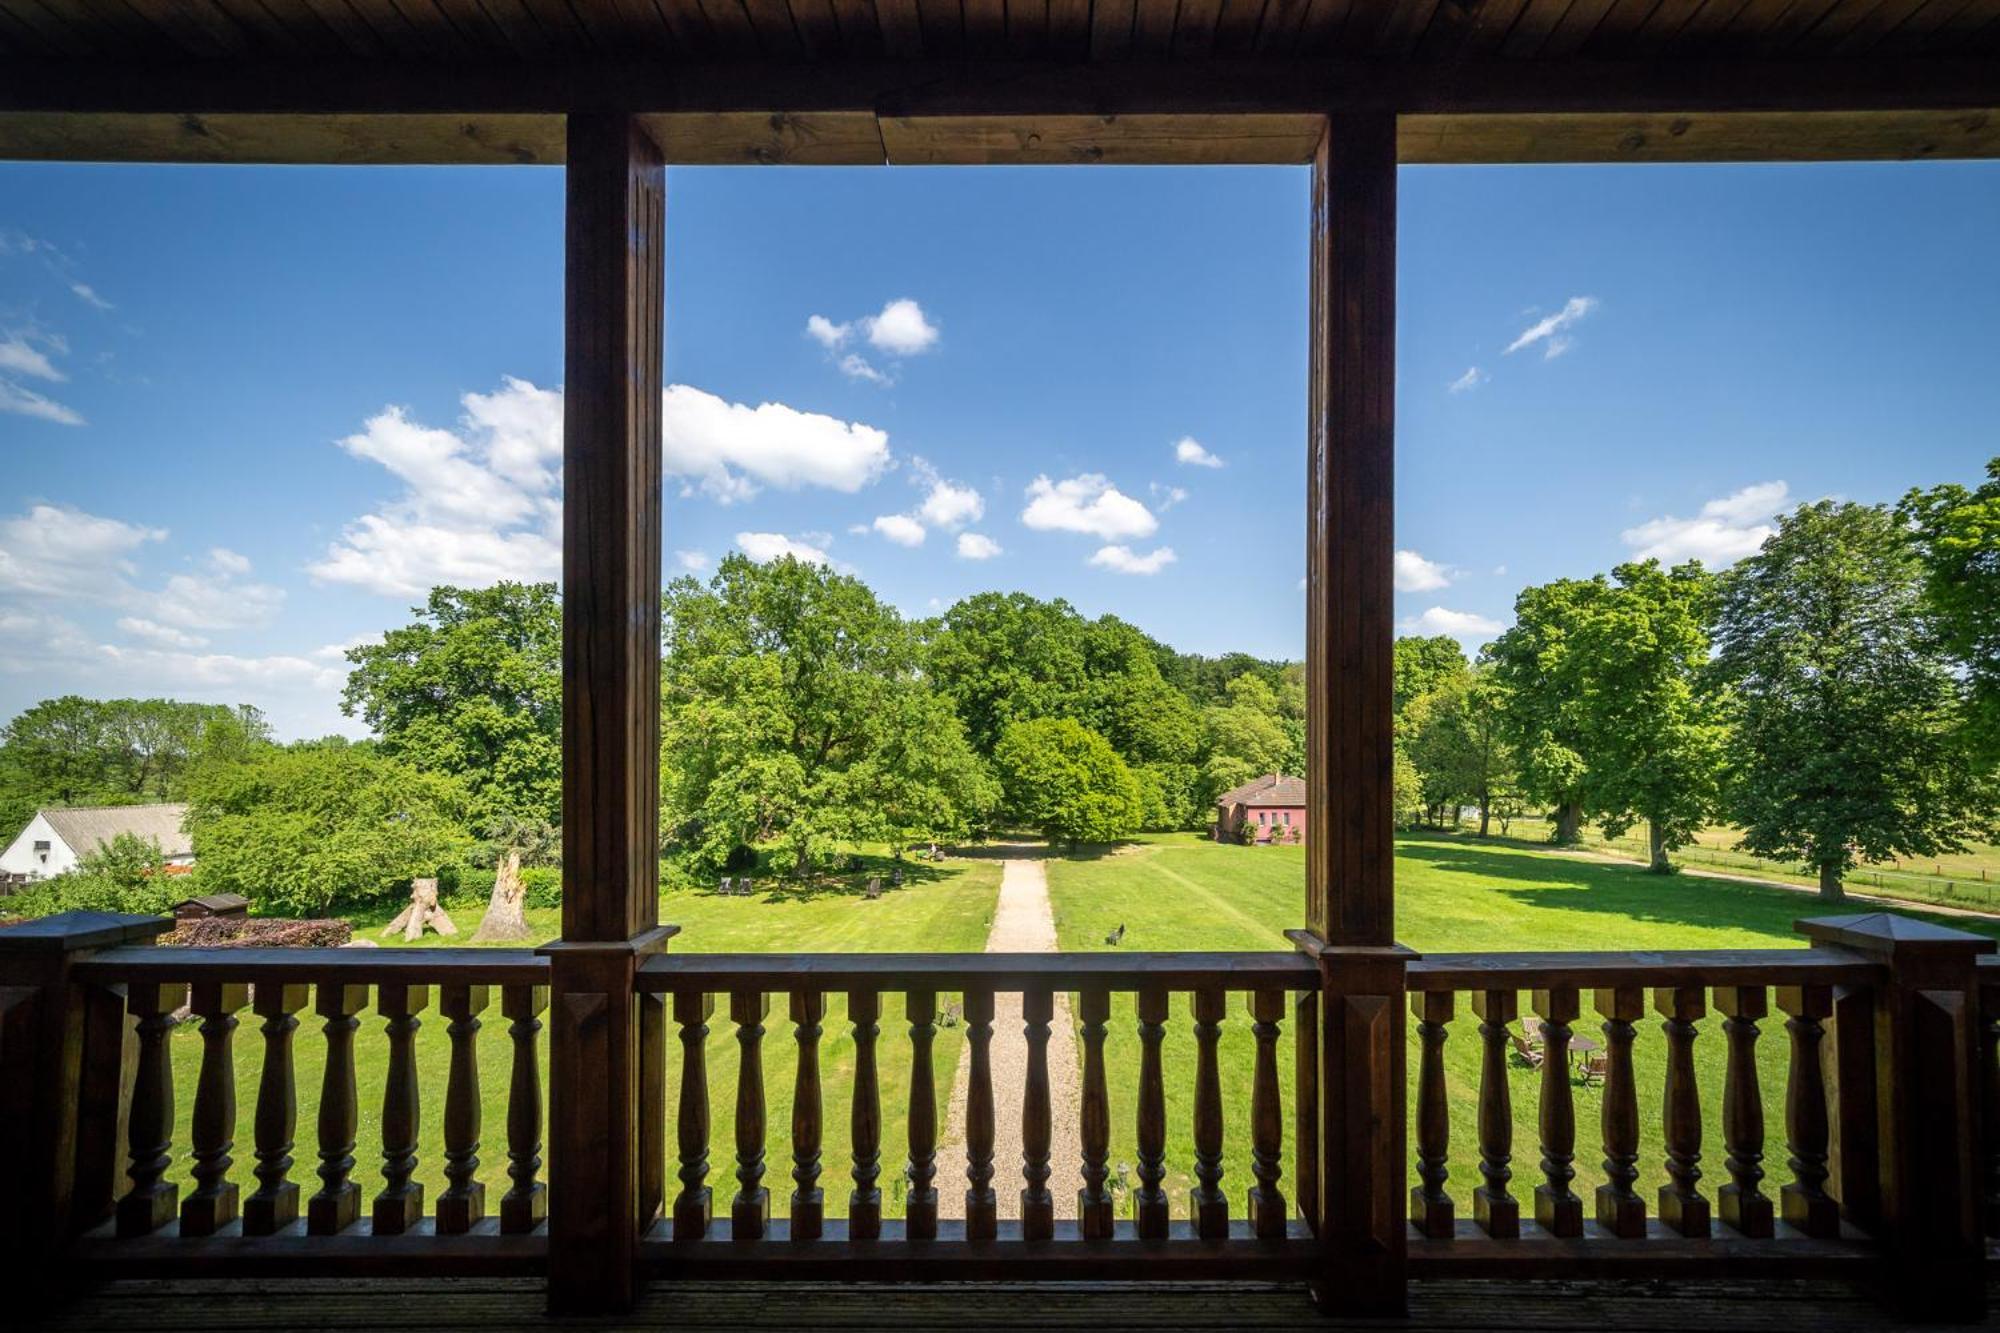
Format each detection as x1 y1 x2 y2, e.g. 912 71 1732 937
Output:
1043 830 2000 1228
161 854 1003 1217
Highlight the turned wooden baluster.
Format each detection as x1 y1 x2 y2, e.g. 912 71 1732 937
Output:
907 989 940 1240
1471 989 1518 1237
1077 987 1114 1239
1020 988 1055 1241
1409 990 1454 1239
963 988 997 1241
244 984 309 1235
181 982 248 1236
1714 985 1773 1238
500 984 548 1233
1133 985 1170 1239
1188 987 1228 1238
1982 981 2000 1238
849 988 883 1240
374 984 429 1234
307 984 368 1235
1655 985 1709 1237
1773 984 1837 1238
731 990 770 1239
1294 988 1319 1233
437 983 489 1234
117 981 186 1237
1246 989 1287 1239
671 991 714 1239
790 990 825 1241
1593 986 1646 1237
1532 987 1581 1237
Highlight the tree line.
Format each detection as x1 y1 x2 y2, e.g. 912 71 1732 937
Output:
1396 462 2000 899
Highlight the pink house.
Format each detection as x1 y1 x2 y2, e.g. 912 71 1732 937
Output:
1214 773 1307 845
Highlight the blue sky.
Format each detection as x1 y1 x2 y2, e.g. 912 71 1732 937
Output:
2 159 1996 739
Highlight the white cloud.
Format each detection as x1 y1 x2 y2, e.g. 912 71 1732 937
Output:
736 531 833 566
70 282 112 311
208 547 252 577
1150 483 1189 512
1506 296 1598 358
117 617 207 650
662 384 891 502
1394 549 1452 592
805 315 850 349
837 353 890 385
1621 481 1789 566
1021 474 1158 541
1400 607 1505 639
0 332 65 382
0 504 163 599
1448 366 1488 394
674 549 711 573
864 298 940 356
1174 437 1223 468
915 467 984 529
0 380 84 425
153 569 285 631
871 513 926 547
956 532 1001 560
1090 544 1177 576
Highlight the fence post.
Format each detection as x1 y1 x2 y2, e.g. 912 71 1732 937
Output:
1798 912 1992 1321
0 910 172 1301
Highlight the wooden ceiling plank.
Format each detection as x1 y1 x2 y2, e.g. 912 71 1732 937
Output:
1087 0 1135 53
1703 0 1794 49
1128 0 1178 54
1894 0 1998 50
916 0 963 54
284 0 392 54
422 0 522 53
461 0 552 56
1831 0 1935 50
4 1 92 56
506 0 595 52
1497 0 1580 55
1330 0 1396 50
963 0 1006 47
1667 0 1761 51
690 0 763 51
1372 0 1442 54
823 0 882 54
1744 0 1842 46
1539 0 1621 53
784 0 844 54
1210 0 1267 52
61 0 176 55
1785 0 1891 47
1252 0 1310 50
1868 0 1974 49
1173 0 1225 53
333 0 443 56
1004 0 1045 54
1577 0 1664 53
558 0 636 50
1047 0 1089 55
0 5 60 56
1415 0 1531 58
126 0 262 55
1286 0 1348 52
874 0 925 51
739 0 807 53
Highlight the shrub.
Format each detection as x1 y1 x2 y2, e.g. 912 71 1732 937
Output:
5 833 181 918
160 917 353 948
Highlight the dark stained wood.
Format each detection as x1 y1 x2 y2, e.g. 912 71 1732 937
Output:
730 991 771 1239
307 983 368 1236
179 982 247 1237
1407 950 1879 992
1471 989 1519 1239
963 988 998 1240
1246 989 1288 1239
906 989 940 1240
1592 985 1645 1238
1188 988 1228 1238
1982 978 2000 1237
1076 988 1113 1239
1409 990 1453 1239
1020 988 1056 1242
1133 985 1169 1239
1294 987 1319 1234
638 989 667 1230
373 984 429 1236
437 984 488 1235
788 990 825 1241
1304 109 1394 950
849 988 883 1240
243 984 308 1236
77 947 549 987
116 981 185 1237
500 984 548 1235
1714 985 1773 1239
1773 983 1839 1238
643 952 1319 991
1655 986 1709 1238
1531 988 1581 1238
672 990 715 1240
1827 983 1880 1231
1312 946 1408 1314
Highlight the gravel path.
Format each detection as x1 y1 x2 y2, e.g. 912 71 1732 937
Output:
935 857 1082 1219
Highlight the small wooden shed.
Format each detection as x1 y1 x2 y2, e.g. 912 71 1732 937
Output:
171 893 250 922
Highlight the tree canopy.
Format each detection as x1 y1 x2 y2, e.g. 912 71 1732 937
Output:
1901 455 2000 764
992 716 1143 847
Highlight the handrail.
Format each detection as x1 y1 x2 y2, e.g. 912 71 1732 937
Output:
1407 946 1882 991
636 949 1321 991
73 945 549 985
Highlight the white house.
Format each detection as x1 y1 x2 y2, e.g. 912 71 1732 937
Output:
0 803 194 882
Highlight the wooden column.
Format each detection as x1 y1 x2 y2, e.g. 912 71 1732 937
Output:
1299 107 1407 1319
544 109 669 1317
1799 914 1993 1320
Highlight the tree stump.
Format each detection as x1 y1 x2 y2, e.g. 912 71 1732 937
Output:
383 877 457 942
474 850 533 942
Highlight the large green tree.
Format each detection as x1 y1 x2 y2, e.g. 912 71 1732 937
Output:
1712 500 1992 900
991 717 1143 847
662 555 993 875
185 739 472 915
1900 455 2000 764
1404 666 1516 834
1488 579 1609 843
342 582 562 825
923 592 1090 757
1394 635 1470 718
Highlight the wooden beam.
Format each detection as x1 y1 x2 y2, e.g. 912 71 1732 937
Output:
1304 110 1395 950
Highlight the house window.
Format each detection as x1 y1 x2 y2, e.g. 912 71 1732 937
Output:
1283 812 1292 826
33 840 49 862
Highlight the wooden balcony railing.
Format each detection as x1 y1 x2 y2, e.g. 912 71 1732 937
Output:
1 908 1994 1319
